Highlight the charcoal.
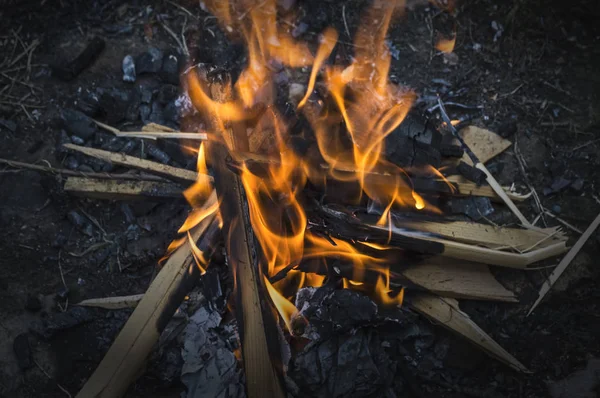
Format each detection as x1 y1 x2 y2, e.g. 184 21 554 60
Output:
64 156 80 170
120 203 136 223
93 131 115 147
149 102 165 124
163 100 179 124
290 329 396 398
35 306 94 340
447 197 494 220
157 139 190 165
0 118 17 132
101 136 127 152
70 135 85 145
457 161 486 185
388 113 442 148
120 139 139 154
498 120 517 138
486 161 504 176
294 287 378 341
67 210 94 236
25 294 42 312
146 143 171 164
180 306 245 398
13 333 32 369
136 47 163 74
160 51 181 85
139 104 151 123
440 143 463 157
61 108 97 139
157 84 179 104
99 89 131 124
56 130 71 154
122 54 136 82
140 86 153 104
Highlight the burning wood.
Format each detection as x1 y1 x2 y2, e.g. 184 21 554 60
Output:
55 0 576 396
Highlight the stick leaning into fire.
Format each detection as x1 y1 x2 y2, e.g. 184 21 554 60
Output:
58 0 589 397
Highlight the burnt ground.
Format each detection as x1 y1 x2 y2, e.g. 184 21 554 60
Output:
0 0 599 397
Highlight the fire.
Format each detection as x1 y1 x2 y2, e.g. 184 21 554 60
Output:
175 0 451 333
436 35 456 53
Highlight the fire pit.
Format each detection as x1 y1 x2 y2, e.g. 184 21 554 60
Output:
1 0 600 397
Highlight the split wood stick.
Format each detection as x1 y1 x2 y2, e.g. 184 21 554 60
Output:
76 294 144 310
93 119 208 141
0 157 167 182
63 144 203 183
400 261 518 302
76 192 218 398
205 75 285 398
527 212 600 316
398 220 565 251
409 293 529 372
370 223 568 268
64 177 183 201
438 99 532 227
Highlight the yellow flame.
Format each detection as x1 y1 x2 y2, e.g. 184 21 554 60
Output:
264 275 298 331
187 231 207 275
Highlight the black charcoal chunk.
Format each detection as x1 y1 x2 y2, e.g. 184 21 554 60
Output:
136 47 163 74
64 156 80 170
163 100 179 124
457 161 486 185
290 329 396 398
61 108 97 139
122 55 136 82
160 51 181 85
157 84 179 104
294 287 378 341
35 307 94 340
120 139 139 154
70 135 85 145
52 37 105 81
448 197 494 220
13 333 32 369
440 143 463 157
146 143 171 164
98 88 131 124
139 104 151 123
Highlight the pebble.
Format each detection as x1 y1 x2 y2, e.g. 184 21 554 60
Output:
122 55 136 82
70 135 85 145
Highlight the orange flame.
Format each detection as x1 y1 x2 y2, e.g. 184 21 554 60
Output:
180 0 456 331
436 35 456 53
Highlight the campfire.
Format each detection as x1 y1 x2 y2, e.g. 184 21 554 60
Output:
10 0 596 396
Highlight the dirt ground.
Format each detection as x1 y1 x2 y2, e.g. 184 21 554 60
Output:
0 0 599 397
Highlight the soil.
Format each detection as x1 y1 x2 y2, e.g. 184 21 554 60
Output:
0 0 599 397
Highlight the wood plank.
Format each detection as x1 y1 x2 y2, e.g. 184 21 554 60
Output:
205 75 285 398
76 192 218 398
409 293 529 372
63 144 203 183
458 126 512 165
398 220 565 251
400 261 517 302
64 177 183 200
